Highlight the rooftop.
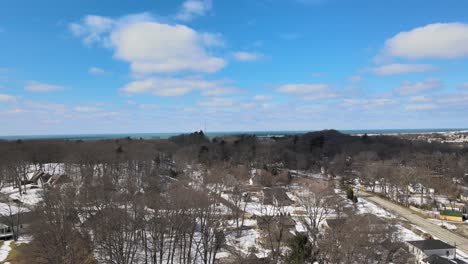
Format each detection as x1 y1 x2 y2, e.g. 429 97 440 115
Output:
407 240 455 251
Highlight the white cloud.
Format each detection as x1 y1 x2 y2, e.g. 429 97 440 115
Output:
74 106 101 113
69 15 116 45
408 95 430 102
89 67 107 75
405 104 438 110
381 23 468 59
394 78 441 96
277 83 330 94
7 108 27 114
436 93 468 106
111 22 225 74
459 82 468 89
70 14 225 75
121 77 236 97
342 98 396 108
303 93 339 101
200 87 240 96
0 94 15 102
175 0 212 21
277 83 339 101
197 97 233 107
138 104 159 110
233 51 262 62
25 81 65 92
253 95 272 101
372 63 436 76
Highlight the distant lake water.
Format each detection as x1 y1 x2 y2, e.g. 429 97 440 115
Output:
0 128 467 141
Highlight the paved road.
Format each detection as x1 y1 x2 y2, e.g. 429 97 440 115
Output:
362 193 468 253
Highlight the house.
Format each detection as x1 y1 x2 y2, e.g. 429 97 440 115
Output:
422 255 456 264
28 171 52 186
460 190 468 202
0 223 13 240
407 240 456 262
0 211 34 241
261 188 294 206
47 174 70 186
439 210 463 222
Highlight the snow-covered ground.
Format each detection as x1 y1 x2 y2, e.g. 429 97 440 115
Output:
0 240 12 262
1 184 43 207
355 198 395 219
225 228 270 258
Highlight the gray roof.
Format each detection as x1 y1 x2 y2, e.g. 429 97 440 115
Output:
407 240 455 251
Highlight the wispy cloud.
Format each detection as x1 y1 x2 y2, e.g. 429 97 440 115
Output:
253 95 272 101
121 77 239 97
175 0 212 21
25 81 65 92
372 63 436 76
197 97 233 107
233 51 263 62
89 67 108 75
394 78 441 96
405 104 438 111
0 94 16 102
277 83 339 101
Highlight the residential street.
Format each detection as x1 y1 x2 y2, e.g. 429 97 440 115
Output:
362 193 468 254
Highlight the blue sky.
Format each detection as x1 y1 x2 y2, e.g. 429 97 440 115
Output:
1 0 468 135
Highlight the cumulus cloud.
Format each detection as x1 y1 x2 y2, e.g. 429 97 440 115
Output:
175 0 212 21
121 77 237 97
394 78 441 96
233 51 262 62
25 81 65 92
89 67 107 75
0 94 16 102
112 22 225 74
380 23 468 59
70 14 225 75
372 63 436 76
197 97 233 107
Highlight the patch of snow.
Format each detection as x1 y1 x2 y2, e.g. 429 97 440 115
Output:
0 240 12 262
356 198 394 219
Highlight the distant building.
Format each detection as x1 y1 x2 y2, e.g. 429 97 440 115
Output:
0 223 13 240
460 190 468 202
439 210 463 222
407 240 456 262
